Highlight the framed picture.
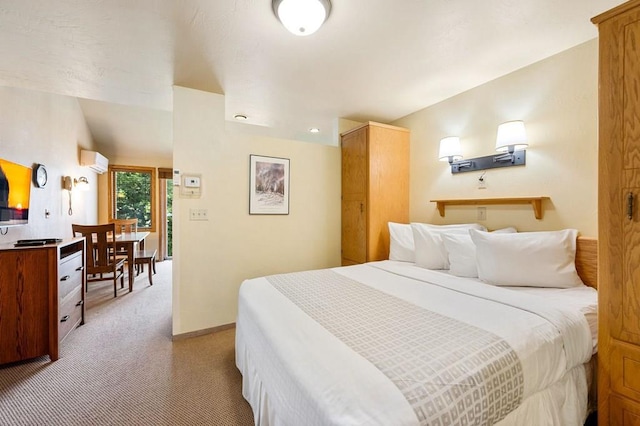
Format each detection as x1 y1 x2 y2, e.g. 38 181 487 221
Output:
249 155 290 215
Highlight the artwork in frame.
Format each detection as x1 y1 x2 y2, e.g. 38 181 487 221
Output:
249 155 290 215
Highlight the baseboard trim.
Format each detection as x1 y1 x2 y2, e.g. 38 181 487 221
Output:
172 322 236 341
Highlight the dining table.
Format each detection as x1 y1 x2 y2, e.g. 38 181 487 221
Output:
115 231 150 292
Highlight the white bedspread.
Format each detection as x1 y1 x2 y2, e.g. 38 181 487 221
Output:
236 261 595 426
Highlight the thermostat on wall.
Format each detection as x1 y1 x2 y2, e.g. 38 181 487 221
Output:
184 176 201 188
173 169 180 186
180 174 202 198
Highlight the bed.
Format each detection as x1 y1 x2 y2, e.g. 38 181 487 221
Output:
236 226 598 426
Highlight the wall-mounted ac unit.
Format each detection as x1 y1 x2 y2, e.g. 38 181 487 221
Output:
80 150 109 174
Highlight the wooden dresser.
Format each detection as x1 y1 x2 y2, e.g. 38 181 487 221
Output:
0 238 85 364
593 1 640 423
341 121 409 265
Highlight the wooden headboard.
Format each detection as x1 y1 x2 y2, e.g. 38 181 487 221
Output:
576 237 598 289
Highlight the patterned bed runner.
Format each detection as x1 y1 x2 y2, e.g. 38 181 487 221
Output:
266 269 524 426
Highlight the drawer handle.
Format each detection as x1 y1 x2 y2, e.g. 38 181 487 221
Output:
60 315 70 323
76 300 84 306
75 266 84 272
60 275 71 281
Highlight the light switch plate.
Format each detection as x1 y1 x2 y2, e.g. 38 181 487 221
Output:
189 208 208 221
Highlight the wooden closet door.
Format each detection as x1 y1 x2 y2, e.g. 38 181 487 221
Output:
596 3 640 423
604 11 640 346
620 17 640 344
341 127 368 265
367 125 410 261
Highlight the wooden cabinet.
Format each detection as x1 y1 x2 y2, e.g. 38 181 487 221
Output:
0 238 85 364
341 122 409 265
593 1 640 423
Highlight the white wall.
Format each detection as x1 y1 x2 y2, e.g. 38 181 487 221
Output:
172 86 341 335
394 39 598 236
0 86 98 244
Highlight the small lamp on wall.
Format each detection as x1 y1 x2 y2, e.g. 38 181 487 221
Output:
494 120 528 163
439 136 471 172
74 176 90 191
438 137 463 163
63 176 90 215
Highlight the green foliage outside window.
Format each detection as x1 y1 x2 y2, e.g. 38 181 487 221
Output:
109 166 156 232
114 171 152 227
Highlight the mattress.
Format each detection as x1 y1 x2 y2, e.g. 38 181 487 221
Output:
236 260 597 426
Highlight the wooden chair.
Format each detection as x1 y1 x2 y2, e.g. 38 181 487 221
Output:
110 218 138 234
109 218 138 256
72 223 126 298
135 249 157 285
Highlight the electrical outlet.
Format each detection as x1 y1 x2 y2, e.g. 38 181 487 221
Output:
189 208 209 221
477 207 487 221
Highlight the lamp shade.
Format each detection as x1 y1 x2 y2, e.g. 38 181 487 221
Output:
273 0 331 36
495 121 528 152
74 176 90 191
438 137 463 162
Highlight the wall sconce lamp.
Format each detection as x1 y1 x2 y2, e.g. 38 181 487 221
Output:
442 121 528 174
439 137 472 172
494 120 528 163
62 176 90 215
74 176 90 190
438 136 462 163
272 0 331 36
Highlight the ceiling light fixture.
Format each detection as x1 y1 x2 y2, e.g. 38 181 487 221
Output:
272 0 331 36
234 114 248 121
309 128 320 133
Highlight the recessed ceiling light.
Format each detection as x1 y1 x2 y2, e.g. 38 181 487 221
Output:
309 128 320 133
234 114 248 121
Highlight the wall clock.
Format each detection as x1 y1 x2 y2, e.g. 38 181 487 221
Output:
33 163 48 188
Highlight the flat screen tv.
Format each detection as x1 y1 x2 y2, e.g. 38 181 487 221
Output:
0 158 31 227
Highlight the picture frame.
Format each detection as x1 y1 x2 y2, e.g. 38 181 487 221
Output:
249 155 290 215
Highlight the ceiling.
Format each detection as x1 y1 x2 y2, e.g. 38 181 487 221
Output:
0 0 624 156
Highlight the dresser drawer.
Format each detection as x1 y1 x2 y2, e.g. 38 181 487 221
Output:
58 287 83 342
59 252 83 300
612 340 640 403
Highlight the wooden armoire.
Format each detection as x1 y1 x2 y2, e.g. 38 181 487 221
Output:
593 1 640 423
341 122 409 266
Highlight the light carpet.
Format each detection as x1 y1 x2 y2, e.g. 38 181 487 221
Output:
0 260 254 426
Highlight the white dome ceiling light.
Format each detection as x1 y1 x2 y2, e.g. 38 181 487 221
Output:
272 0 332 36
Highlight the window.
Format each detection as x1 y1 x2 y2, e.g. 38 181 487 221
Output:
109 165 156 232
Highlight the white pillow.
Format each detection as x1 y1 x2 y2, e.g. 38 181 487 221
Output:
493 227 518 233
388 222 415 262
441 233 478 277
412 223 486 270
442 227 517 278
469 229 584 288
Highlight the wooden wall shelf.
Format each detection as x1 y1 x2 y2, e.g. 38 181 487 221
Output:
430 197 550 220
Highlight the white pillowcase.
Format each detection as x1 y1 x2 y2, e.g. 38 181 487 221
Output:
442 227 517 278
493 227 518 234
411 223 486 270
388 222 415 262
441 233 478 277
469 228 584 288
